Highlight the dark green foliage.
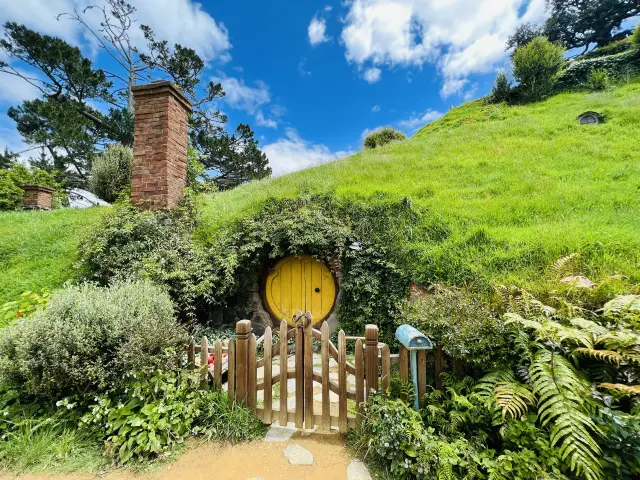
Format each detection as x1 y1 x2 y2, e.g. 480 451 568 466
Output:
583 37 634 58
513 37 565 102
596 408 640 479
80 370 264 463
506 23 546 53
0 148 17 169
0 164 63 211
545 0 640 50
556 49 640 89
489 70 513 103
76 201 224 319
363 127 406 149
400 287 507 368
0 281 187 400
88 143 132 202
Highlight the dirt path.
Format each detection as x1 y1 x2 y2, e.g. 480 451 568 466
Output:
3 431 361 480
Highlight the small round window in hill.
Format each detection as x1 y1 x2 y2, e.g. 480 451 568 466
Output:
577 111 603 125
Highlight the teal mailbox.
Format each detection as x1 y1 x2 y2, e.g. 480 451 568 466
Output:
395 325 433 410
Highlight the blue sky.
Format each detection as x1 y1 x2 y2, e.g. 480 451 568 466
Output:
0 0 597 175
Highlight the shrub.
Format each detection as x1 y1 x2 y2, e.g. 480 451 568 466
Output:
81 370 264 463
512 36 565 102
583 38 634 59
0 281 187 400
76 202 222 319
489 70 512 103
400 286 507 368
363 127 406 149
0 164 63 211
88 143 132 203
586 68 611 90
633 24 640 48
556 49 640 89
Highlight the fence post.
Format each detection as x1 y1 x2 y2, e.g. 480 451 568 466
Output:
235 320 252 403
200 336 209 390
365 324 379 398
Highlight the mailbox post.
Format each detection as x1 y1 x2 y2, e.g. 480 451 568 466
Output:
395 325 433 410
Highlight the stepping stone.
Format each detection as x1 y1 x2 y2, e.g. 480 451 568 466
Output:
347 460 372 480
283 444 314 466
264 425 296 442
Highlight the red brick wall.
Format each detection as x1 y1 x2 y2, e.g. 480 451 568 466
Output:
131 82 192 210
23 185 54 210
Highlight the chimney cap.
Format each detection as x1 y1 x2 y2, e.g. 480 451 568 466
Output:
131 81 192 110
22 184 55 193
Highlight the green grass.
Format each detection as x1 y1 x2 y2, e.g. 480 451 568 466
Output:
0 207 105 304
195 82 640 291
0 419 106 475
1 82 639 301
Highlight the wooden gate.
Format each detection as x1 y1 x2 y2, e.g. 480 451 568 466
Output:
189 312 391 433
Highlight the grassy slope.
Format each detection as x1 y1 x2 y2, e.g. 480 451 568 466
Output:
1 82 638 303
0 208 105 304
197 82 640 290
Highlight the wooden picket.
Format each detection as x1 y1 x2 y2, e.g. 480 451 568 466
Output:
188 315 395 432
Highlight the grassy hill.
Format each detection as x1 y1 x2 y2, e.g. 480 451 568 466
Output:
1 81 639 304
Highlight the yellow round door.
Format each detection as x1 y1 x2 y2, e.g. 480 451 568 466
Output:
264 256 336 326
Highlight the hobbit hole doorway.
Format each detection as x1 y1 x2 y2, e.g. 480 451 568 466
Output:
263 256 338 327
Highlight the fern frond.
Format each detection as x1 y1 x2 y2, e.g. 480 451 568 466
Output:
569 318 609 339
597 383 640 396
530 350 602 480
476 369 534 422
550 253 580 278
494 382 535 421
574 348 624 365
504 312 542 330
602 294 640 323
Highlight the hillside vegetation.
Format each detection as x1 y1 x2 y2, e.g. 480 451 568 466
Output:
1 81 639 304
197 81 640 291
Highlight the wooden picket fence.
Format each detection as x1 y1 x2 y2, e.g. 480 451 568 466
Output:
187 312 392 432
397 344 448 407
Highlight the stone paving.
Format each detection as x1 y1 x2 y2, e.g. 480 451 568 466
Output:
264 423 372 480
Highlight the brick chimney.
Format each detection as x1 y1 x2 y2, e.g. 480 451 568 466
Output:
131 81 192 209
22 185 54 210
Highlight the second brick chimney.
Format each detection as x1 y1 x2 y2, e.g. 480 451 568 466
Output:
131 81 192 210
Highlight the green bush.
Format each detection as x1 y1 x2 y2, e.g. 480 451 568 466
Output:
363 127 406 149
80 370 264 464
0 281 186 400
76 202 221 319
88 143 132 203
586 68 612 91
556 49 640 89
513 36 565 102
633 24 640 48
583 38 634 59
400 286 507 368
489 70 512 103
0 164 63 211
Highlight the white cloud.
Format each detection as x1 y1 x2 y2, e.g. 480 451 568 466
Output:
212 75 270 114
308 16 330 46
298 57 312 77
324 5 333 12
213 75 284 128
255 110 278 129
340 0 548 95
363 67 382 83
440 78 469 98
262 128 352 176
398 108 444 129
372 105 381 112
0 0 232 62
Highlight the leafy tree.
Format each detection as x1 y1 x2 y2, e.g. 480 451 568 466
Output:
506 23 547 53
545 0 640 52
0 0 271 191
513 37 565 102
489 70 513 103
0 149 18 170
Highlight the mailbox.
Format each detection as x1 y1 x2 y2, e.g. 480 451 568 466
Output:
395 324 433 410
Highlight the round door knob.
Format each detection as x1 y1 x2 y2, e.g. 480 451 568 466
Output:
315 287 320 293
